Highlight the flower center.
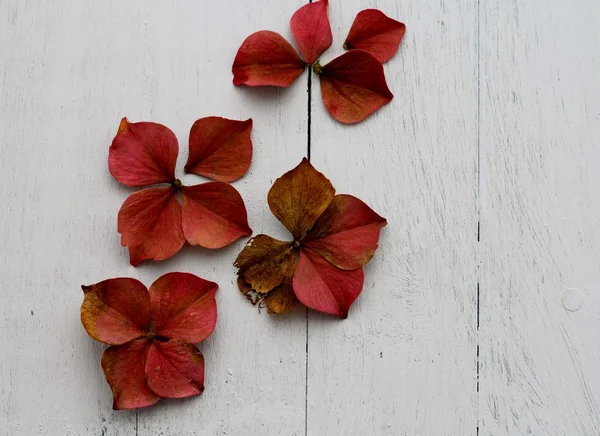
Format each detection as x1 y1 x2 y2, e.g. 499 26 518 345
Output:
172 179 183 189
312 61 323 76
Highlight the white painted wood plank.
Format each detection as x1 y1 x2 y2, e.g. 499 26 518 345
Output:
479 1 600 434
0 1 307 434
308 1 478 435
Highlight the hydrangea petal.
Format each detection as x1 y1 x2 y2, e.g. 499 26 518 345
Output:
181 182 252 249
234 234 295 294
305 194 387 269
80 278 150 345
185 117 253 183
267 158 335 240
118 187 185 266
232 31 306 87
145 340 205 399
293 248 364 318
262 254 299 314
318 50 393 124
109 118 178 187
290 0 332 65
344 9 406 63
149 272 218 343
101 339 160 410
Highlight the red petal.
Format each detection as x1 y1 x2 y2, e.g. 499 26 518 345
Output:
290 0 332 65
118 187 185 266
305 194 387 270
318 50 393 124
185 117 253 182
81 278 150 345
344 9 406 63
181 182 252 249
101 339 160 410
149 272 218 343
145 340 205 399
232 31 306 87
293 248 364 318
109 118 178 186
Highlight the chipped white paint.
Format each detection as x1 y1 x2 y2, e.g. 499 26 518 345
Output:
0 0 599 435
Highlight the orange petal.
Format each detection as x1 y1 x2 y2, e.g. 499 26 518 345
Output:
290 0 332 65
101 339 160 410
318 50 393 124
305 194 387 269
185 117 253 182
293 248 364 318
149 272 218 343
234 234 295 293
80 278 150 345
267 158 335 240
145 339 205 399
181 182 252 249
344 9 406 63
109 118 178 187
118 187 185 266
232 31 306 87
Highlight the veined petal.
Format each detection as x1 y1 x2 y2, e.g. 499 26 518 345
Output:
290 0 332 65
81 278 150 345
118 187 185 266
185 117 253 182
305 194 386 269
101 339 160 410
318 50 393 124
344 9 406 63
149 272 218 343
293 248 364 318
145 340 205 399
232 31 306 87
267 158 335 240
181 182 252 249
109 118 178 186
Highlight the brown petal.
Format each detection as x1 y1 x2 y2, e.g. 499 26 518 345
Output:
267 158 335 240
234 234 295 294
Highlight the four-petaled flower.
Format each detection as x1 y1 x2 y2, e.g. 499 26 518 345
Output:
81 272 218 410
235 159 386 318
232 1 405 124
109 117 253 266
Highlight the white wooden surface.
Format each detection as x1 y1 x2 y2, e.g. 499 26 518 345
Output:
0 1 598 435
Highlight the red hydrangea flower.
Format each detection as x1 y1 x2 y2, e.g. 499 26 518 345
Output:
80 272 218 410
109 117 253 266
232 1 405 124
235 159 386 318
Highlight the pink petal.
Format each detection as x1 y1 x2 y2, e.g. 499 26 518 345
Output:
305 194 386 269
109 118 178 187
290 0 332 65
80 278 150 345
117 187 185 266
293 248 365 318
232 31 306 87
101 339 160 410
149 272 218 343
145 339 205 399
185 117 253 182
181 182 252 249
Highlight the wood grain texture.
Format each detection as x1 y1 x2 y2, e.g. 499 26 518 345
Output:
0 1 307 435
308 0 478 435
2 0 600 435
479 1 600 434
